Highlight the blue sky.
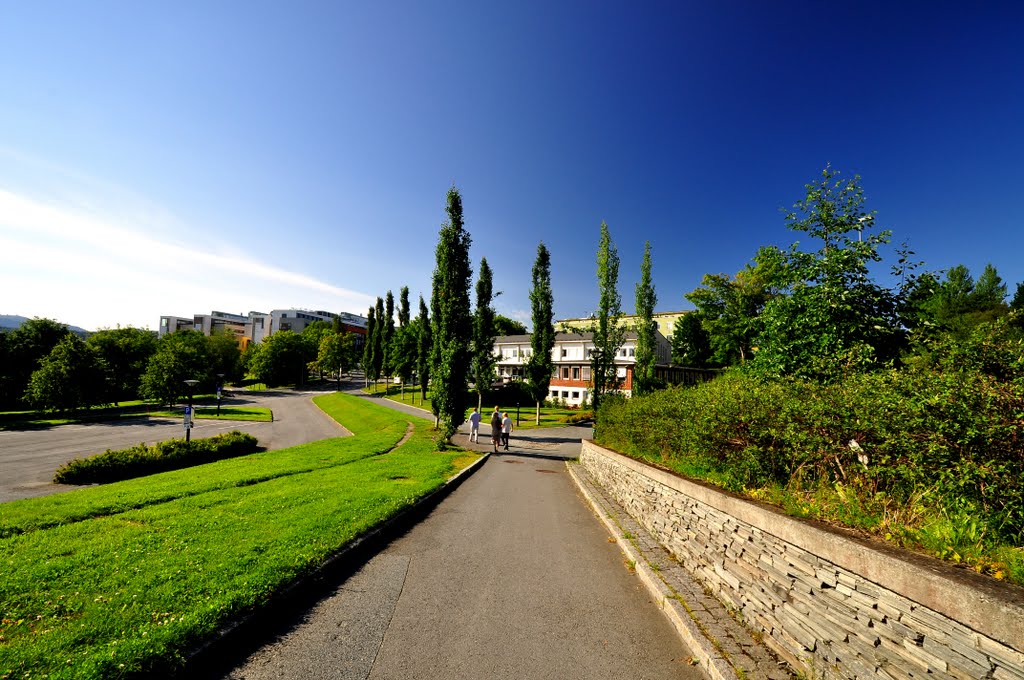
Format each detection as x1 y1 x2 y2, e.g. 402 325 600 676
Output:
2 1 1022 331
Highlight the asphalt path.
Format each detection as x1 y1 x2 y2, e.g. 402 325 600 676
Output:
216 395 701 680
0 388 349 503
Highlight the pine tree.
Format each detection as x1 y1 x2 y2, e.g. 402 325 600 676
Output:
633 240 658 396
430 186 474 445
526 242 555 424
472 258 497 410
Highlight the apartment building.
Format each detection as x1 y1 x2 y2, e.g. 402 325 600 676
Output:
494 330 640 407
494 311 713 407
158 308 368 349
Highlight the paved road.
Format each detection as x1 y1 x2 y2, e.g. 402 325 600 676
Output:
216 397 701 680
0 389 349 503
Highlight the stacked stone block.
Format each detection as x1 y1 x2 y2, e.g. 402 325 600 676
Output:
581 440 1024 680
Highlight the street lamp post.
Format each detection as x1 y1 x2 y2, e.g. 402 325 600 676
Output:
216 373 225 416
183 379 199 443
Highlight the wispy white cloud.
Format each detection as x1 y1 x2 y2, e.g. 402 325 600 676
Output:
0 188 376 330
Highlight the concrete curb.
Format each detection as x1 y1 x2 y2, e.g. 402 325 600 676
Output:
568 461 738 680
184 452 490 676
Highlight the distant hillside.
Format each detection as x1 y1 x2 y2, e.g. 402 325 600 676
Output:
0 315 90 336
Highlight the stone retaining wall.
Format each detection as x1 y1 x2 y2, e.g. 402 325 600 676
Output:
580 440 1024 680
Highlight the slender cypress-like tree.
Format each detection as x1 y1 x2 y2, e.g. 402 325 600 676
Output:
591 221 625 411
472 257 496 410
398 286 411 326
526 242 555 424
361 306 376 388
633 240 658 396
393 286 415 400
417 294 432 407
430 186 474 445
383 290 395 386
371 296 385 391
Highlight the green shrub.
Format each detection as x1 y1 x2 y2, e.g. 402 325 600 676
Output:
596 365 1024 544
54 431 259 485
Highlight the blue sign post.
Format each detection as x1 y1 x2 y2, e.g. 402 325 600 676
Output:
184 405 193 442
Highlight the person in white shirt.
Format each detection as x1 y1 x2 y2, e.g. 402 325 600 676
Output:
469 407 481 443
501 412 513 451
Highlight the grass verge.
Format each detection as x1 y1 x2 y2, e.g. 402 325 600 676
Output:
369 383 592 429
0 393 478 679
0 402 272 430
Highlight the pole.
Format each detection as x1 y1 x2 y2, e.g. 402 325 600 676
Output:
183 379 199 444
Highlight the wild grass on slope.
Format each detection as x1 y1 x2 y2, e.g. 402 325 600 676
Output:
0 393 476 679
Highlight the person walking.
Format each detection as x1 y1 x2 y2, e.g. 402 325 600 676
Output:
469 407 481 443
490 405 502 454
501 412 513 451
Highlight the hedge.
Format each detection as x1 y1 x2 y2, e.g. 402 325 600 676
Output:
53 431 260 485
595 367 1024 544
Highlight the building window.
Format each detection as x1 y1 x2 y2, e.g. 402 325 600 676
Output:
561 367 570 379
511 349 518 358
572 367 580 380
561 391 569 398
629 348 635 357
571 391 579 399
561 348 567 357
551 390 558 398
616 367 627 378
582 367 591 381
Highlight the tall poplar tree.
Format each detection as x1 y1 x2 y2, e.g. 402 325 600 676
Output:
430 186 474 445
590 221 625 411
392 286 416 399
383 290 396 386
361 305 376 388
633 240 658 396
526 242 555 424
370 296 385 391
417 294 432 407
472 257 497 410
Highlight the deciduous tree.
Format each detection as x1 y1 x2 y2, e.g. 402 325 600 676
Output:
25 335 109 412
526 242 555 424
392 287 417 399
417 295 432 406
472 258 497 410
383 290 396 384
751 166 903 381
3 318 72 408
317 331 355 388
430 186 474 444
362 306 376 388
671 312 712 368
248 330 309 387
86 327 157 403
494 315 528 336
141 330 213 405
633 241 657 396
590 222 626 411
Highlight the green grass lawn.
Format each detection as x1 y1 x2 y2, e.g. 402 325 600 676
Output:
0 401 272 430
0 393 477 679
369 383 593 429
